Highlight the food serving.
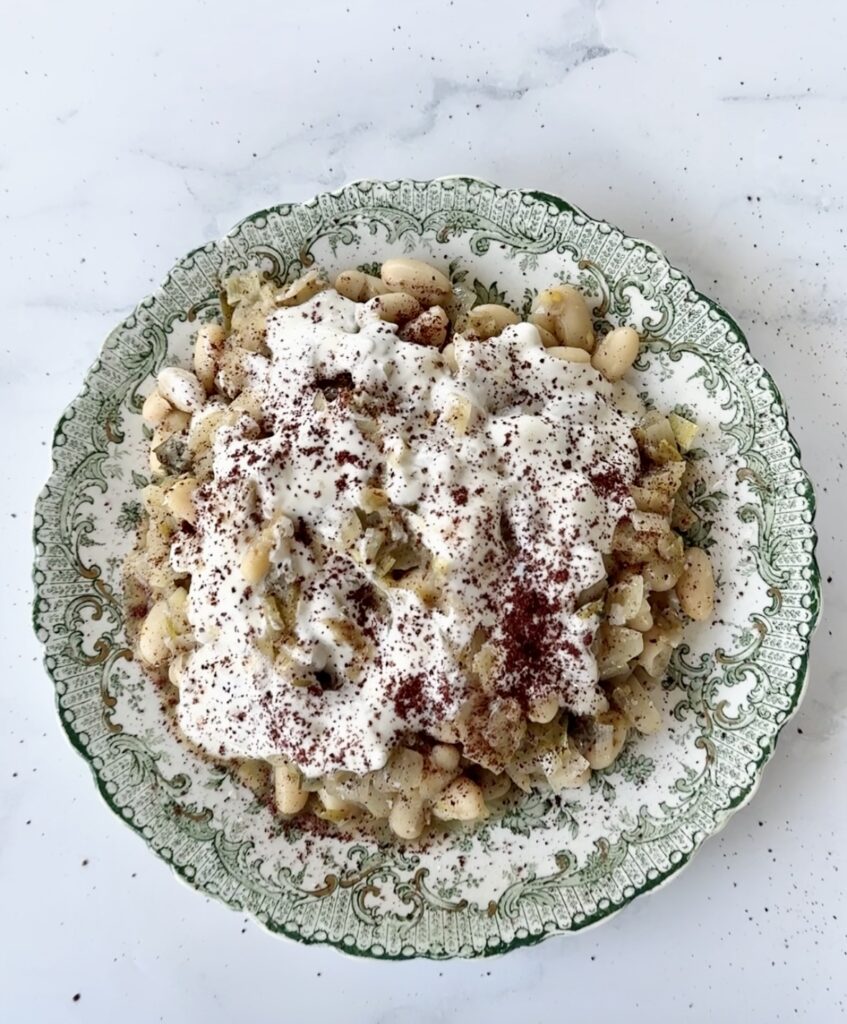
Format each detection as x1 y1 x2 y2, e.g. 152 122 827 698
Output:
125 256 715 840
35 178 819 955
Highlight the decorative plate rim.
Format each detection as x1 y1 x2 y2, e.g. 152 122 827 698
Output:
32 176 821 958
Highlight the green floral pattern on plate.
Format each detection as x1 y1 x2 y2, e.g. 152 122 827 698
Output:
32 177 820 958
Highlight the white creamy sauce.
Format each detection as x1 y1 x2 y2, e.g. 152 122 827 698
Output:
171 291 644 776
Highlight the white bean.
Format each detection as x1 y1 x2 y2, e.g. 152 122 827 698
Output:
229 390 263 422
334 269 389 302
417 765 458 801
215 346 248 399
233 759 270 795
193 323 227 391
547 345 592 364
466 303 520 339
389 794 426 840
164 476 198 524
557 287 594 350
167 652 187 688
533 285 595 350
477 770 512 801
141 389 172 426
137 599 172 666
241 536 273 586
527 694 559 724
531 322 559 348
441 342 458 372
370 292 422 324
529 308 559 336
399 306 449 347
591 325 640 382
381 258 452 306
161 409 191 435
430 743 461 772
431 776 488 822
676 547 715 621
273 761 309 814
581 711 629 770
157 367 206 413
642 557 682 592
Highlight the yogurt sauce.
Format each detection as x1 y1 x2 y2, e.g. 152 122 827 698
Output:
171 290 644 776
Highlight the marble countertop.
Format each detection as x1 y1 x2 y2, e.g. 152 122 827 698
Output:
3 0 845 1020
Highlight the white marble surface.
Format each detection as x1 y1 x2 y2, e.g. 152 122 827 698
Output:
2 0 845 1019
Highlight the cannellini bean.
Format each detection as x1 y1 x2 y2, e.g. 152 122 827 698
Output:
383 748 424 791
592 325 640 382
334 269 389 302
399 305 449 347
187 400 227 454
676 547 715 621
165 589 188 634
532 285 594 350
273 761 309 814
417 765 457 801
276 268 328 307
164 476 198 524
316 787 353 814
547 345 592 364
443 395 474 435
441 342 458 372
141 389 172 426
241 535 273 586
431 776 488 822
157 367 206 413
466 303 520 339
233 759 270 796
137 599 172 667
389 794 426 840
167 652 187 688
581 710 629 770
430 743 461 772
229 390 263 422
643 557 683 592
215 346 248 399
529 308 558 335
477 770 512 801
193 323 227 390
370 292 422 324
162 408 191 434
381 258 452 306
531 322 558 348
527 694 559 724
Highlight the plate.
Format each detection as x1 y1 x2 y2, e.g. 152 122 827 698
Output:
32 177 820 958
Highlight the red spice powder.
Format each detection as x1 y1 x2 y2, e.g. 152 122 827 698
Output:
588 465 630 503
392 673 427 720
